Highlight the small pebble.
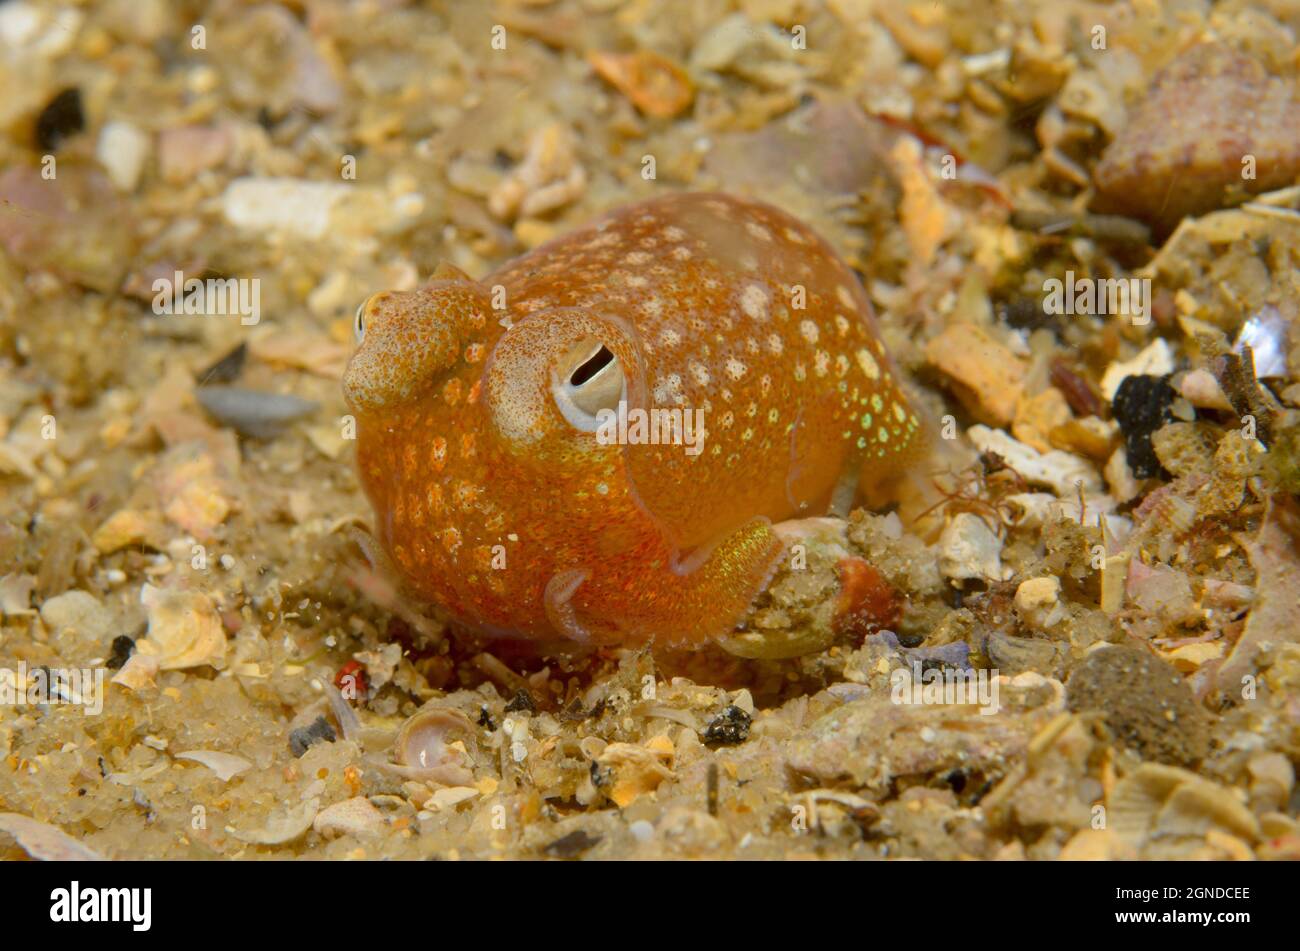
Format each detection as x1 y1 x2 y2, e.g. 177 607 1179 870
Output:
95 121 149 192
939 512 1005 582
221 177 350 240
105 635 135 670
1014 576 1063 629
1112 375 1179 479
35 87 84 151
629 820 655 843
703 705 752 746
503 689 537 714
289 716 336 757
195 385 319 439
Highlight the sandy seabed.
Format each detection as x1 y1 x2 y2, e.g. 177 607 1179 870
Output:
1 0 1299 861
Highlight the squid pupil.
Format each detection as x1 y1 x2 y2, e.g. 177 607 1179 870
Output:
570 346 614 386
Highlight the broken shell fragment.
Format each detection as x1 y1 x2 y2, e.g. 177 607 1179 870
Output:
0 574 35 615
1104 447 1141 503
595 739 675 808
939 512 1005 582
229 798 320 846
1235 305 1290 379
427 786 480 811
968 425 1103 496
392 707 476 787
1176 369 1234 411
588 50 694 119
1100 339 1175 403
1218 497 1300 689
0 813 107 861
1110 763 1258 855
312 797 386 838
1099 552 1129 615
176 750 253 782
110 652 161 692
136 584 228 671
925 323 1026 425
1155 781 1259 842
1247 752 1294 812
1013 387 1072 454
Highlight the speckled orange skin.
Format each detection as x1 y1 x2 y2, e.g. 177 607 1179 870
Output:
343 193 920 650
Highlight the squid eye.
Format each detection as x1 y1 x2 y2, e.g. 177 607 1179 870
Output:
354 301 367 342
553 340 625 431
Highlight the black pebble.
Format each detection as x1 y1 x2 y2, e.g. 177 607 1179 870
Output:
1112 374 1179 479
288 716 336 757
703 705 752 746
503 689 537 714
996 296 1057 333
197 342 248 385
35 88 84 151
105 635 135 670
